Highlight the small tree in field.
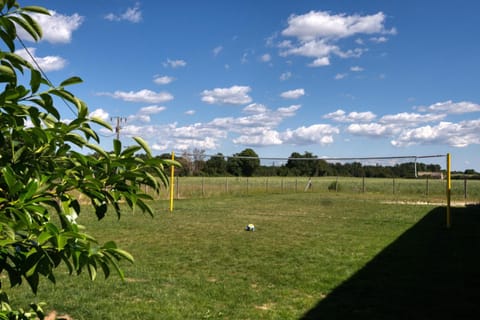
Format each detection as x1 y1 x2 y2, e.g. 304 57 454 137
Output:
0 1 175 318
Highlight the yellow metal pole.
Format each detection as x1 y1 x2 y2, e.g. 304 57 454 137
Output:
169 151 175 212
446 153 451 228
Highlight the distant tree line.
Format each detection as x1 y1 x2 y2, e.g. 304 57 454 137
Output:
152 148 478 179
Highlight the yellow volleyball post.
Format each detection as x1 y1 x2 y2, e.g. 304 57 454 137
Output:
446 153 451 228
169 151 175 212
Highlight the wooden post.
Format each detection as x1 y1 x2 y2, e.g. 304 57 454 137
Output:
446 153 451 228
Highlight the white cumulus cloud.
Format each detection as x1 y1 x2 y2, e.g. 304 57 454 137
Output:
347 123 390 137
19 11 83 44
105 3 142 23
201 85 252 105
380 112 446 125
153 75 175 85
99 89 173 103
261 53 271 62
280 71 292 81
139 105 166 114
416 100 480 114
391 120 480 148
279 10 395 67
324 109 376 122
15 48 66 71
89 108 109 121
280 88 305 99
213 46 223 56
350 66 364 72
233 130 282 146
163 59 187 68
282 124 339 145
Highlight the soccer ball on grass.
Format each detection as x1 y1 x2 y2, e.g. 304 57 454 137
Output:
245 224 255 231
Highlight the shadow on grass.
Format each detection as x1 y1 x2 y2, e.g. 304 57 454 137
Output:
301 205 480 320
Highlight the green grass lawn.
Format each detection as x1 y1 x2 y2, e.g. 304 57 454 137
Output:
6 192 480 319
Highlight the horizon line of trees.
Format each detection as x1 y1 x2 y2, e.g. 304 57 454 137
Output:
152 148 478 179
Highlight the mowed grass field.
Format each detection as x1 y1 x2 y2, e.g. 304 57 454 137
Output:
7 184 480 319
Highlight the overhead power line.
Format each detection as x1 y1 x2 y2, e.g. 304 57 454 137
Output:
16 35 77 116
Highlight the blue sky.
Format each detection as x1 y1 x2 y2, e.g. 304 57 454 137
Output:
19 0 480 171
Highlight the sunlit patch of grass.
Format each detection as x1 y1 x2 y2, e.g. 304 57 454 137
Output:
8 193 437 319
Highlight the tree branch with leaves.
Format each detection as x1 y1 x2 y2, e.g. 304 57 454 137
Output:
0 1 176 318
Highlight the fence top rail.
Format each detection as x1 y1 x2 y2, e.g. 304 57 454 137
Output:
190 154 447 162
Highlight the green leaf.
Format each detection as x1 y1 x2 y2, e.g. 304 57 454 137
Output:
55 234 68 250
113 139 121 156
12 145 25 163
70 199 80 215
30 69 41 93
80 125 99 142
26 272 40 294
1 166 17 191
37 230 53 245
133 136 152 158
49 88 82 110
10 16 40 41
60 76 83 87
30 93 60 119
94 203 107 220
0 64 15 80
0 12 16 40
89 116 112 130
20 13 42 40
102 241 118 250
65 133 87 147
22 5 51 15
87 262 97 280
110 248 134 263
0 29 15 52
99 260 111 279
4 52 31 70
77 100 88 119
120 145 141 158
20 178 38 201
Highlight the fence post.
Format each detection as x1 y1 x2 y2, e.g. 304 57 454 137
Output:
426 176 429 196
446 153 451 228
176 176 180 199
169 151 175 212
392 177 395 195
464 175 467 200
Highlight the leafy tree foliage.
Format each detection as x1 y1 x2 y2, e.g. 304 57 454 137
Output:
0 2 174 318
226 156 242 177
204 153 227 176
229 149 260 177
286 151 318 176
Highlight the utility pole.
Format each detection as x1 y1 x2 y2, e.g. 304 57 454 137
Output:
111 116 127 140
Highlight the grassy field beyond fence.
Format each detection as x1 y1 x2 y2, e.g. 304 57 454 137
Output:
157 176 480 205
8 191 480 319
